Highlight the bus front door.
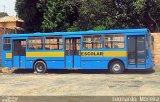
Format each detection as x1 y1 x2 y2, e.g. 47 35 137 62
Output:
13 40 26 68
65 38 81 69
127 36 146 68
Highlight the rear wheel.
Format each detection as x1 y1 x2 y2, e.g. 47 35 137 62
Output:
34 61 47 73
109 60 124 74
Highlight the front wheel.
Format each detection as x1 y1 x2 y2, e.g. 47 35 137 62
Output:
34 61 47 73
109 60 124 74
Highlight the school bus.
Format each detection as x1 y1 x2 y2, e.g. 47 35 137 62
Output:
2 29 153 74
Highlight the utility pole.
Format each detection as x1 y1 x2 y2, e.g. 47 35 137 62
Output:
3 5 5 13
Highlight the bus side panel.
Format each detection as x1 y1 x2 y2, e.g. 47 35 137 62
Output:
46 60 64 69
4 61 12 68
80 57 127 69
26 61 34 69
2 52 12 68
25 60 65 69
80 57 107 69
2 51 12 68
25 57 65 69
2 51 5 67
81 60 108 69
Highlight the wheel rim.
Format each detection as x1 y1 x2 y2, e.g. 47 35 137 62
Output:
112 64 121 72
36 63 44 73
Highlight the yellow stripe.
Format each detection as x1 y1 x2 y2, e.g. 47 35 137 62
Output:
6 51 126 58
104 51 127 57
6 53 12 58
26 52 64 57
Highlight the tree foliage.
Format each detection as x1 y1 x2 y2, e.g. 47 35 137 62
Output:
41 0 65 32
0 12 8 18
15 0 44 32
15 0 160 32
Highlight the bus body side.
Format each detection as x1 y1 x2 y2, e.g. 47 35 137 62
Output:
1 29 153 73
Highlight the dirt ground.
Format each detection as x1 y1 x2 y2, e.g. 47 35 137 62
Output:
0 69 160 96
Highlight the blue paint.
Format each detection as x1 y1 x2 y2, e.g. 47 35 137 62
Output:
20 56 26 68
46 61 64 69
1 28 153 70
74 56 81 68
81 61 108 69
65 56 73 69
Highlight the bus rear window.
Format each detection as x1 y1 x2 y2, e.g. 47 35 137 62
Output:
104 34 124 48
4 38 11 50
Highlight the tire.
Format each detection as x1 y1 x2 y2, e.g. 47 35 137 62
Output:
34 61 47 73
109 60 124 74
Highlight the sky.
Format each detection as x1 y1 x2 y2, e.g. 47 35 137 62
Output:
0 0 16 16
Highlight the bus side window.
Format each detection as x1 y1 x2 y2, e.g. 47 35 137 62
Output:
45 36 63 50
93 35 102 49
105 44 110 48
104 34 124 48
83 35 102 49
83 35 92 49
4 38 11 50
28 37 43 50
114 44 119 48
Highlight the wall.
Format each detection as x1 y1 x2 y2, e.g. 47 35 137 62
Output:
0 22 16 29
151 33 160 68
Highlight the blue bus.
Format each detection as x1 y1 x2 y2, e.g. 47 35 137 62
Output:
1 28 153 74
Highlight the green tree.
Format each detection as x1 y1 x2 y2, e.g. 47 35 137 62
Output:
15 0 160 32
41 0 65 32
142 0 160 32
0 12 8 17
75 0 121 30
107 0 160 32
75 0 160 32
15 0 44 33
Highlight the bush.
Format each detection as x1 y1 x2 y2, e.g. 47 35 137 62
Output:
93 25 106 30
67 25 79 32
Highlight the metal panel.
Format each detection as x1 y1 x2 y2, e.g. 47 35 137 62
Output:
20 56 26 68
13 56 20 68
74 56 81 68
65 56 73 69
46 61 64 69
81 61 107 69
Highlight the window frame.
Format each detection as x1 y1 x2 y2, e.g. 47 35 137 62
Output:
83 34 102 49
104 34 125 49
44 36 63 50
3 37 11 51
28 36 44 50
20 40 26 56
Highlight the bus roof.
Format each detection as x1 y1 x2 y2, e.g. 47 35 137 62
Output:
2 28 149 37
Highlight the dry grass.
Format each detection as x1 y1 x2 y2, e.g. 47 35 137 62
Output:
0 67 16 74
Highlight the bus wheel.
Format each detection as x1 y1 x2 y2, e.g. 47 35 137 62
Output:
109 60 124 74
34 61 47 73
